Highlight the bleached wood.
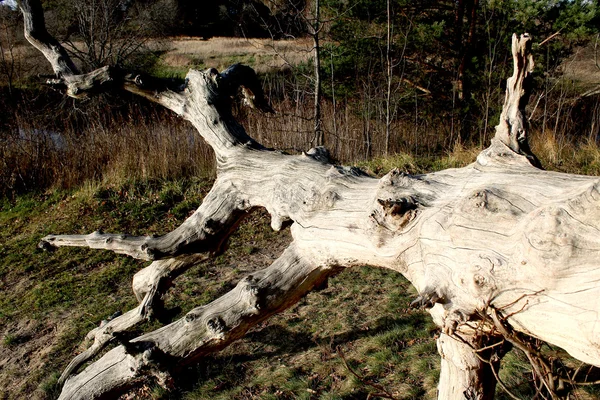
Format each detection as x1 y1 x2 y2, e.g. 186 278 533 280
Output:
40 179 252 260
59 246 337 400
19 1 600 397
20 0 79 77
57 255 206 384
436 333 502 400
493 33 540 167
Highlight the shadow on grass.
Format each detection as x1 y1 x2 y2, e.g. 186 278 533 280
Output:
163 311 431 398
246 312 430 355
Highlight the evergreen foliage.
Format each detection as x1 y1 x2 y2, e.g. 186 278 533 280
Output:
318 0 599 142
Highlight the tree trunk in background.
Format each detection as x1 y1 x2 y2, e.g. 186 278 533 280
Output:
385 0 392 155
311 0 323 146
455 0 480 143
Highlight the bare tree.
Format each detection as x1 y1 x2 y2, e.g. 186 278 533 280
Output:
0 3 21 97
259 0 324 147
59 0 176 70
385 0 392 155
310 0 323 146
18 0 600 398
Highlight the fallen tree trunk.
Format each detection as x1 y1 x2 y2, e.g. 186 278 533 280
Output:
19 1 600 398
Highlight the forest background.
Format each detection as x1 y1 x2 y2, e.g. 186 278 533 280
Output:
2 0 600 196
3 0 600 399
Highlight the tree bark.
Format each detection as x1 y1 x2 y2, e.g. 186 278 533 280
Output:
385 0 393 155
18 1 600 397
311 0 323 147
437 333 506 400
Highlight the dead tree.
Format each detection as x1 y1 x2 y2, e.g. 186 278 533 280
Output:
20 0 600 398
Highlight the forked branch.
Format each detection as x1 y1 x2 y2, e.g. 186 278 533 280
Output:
57 255 206 385
58 246 338 400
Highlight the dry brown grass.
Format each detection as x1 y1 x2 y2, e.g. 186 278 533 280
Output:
3 35 600 198
156 36 312 73
1 97 216 197
560 44 600 88
531 128 600 174
5 87 600 200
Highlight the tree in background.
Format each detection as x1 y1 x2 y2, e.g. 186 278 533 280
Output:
320 0 599 152
253 0 326 146
18 0 600 393
1 0 599 198
52 0 178 71
0 2 20 98
175 0 281 38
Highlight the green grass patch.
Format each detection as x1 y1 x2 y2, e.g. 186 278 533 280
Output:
3 150 600 399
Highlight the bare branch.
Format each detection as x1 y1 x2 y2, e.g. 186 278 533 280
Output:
58 255 206 384
59 245 339 400
40 179 252 260
20 0 80 77
491 33 541 168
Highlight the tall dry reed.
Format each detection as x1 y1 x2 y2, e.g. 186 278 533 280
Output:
1 91 215 197
2 70 600 199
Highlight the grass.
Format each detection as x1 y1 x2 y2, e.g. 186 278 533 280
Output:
151 267 439 400
0 178 214 398
3 40 600 395
2 27 600 399
156 37 312 73
356 144 481 177
0 175 440 400
3 141 600 399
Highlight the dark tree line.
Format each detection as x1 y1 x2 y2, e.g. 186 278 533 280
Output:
315 0 600 148
198 0 600 152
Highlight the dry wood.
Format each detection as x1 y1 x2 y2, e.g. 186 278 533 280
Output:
57 255 206 385
18 1 600 398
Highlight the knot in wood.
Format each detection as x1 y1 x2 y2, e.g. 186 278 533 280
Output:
140 243 157 259
377 197 418 216
185 312 198 323
240 275 262 312
459 188 524 219
203 218 219 235
442 309 467 336
379 168 412 188
464 256 500 301
371 197 419 233
473 274 486 288
207 317 226 337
